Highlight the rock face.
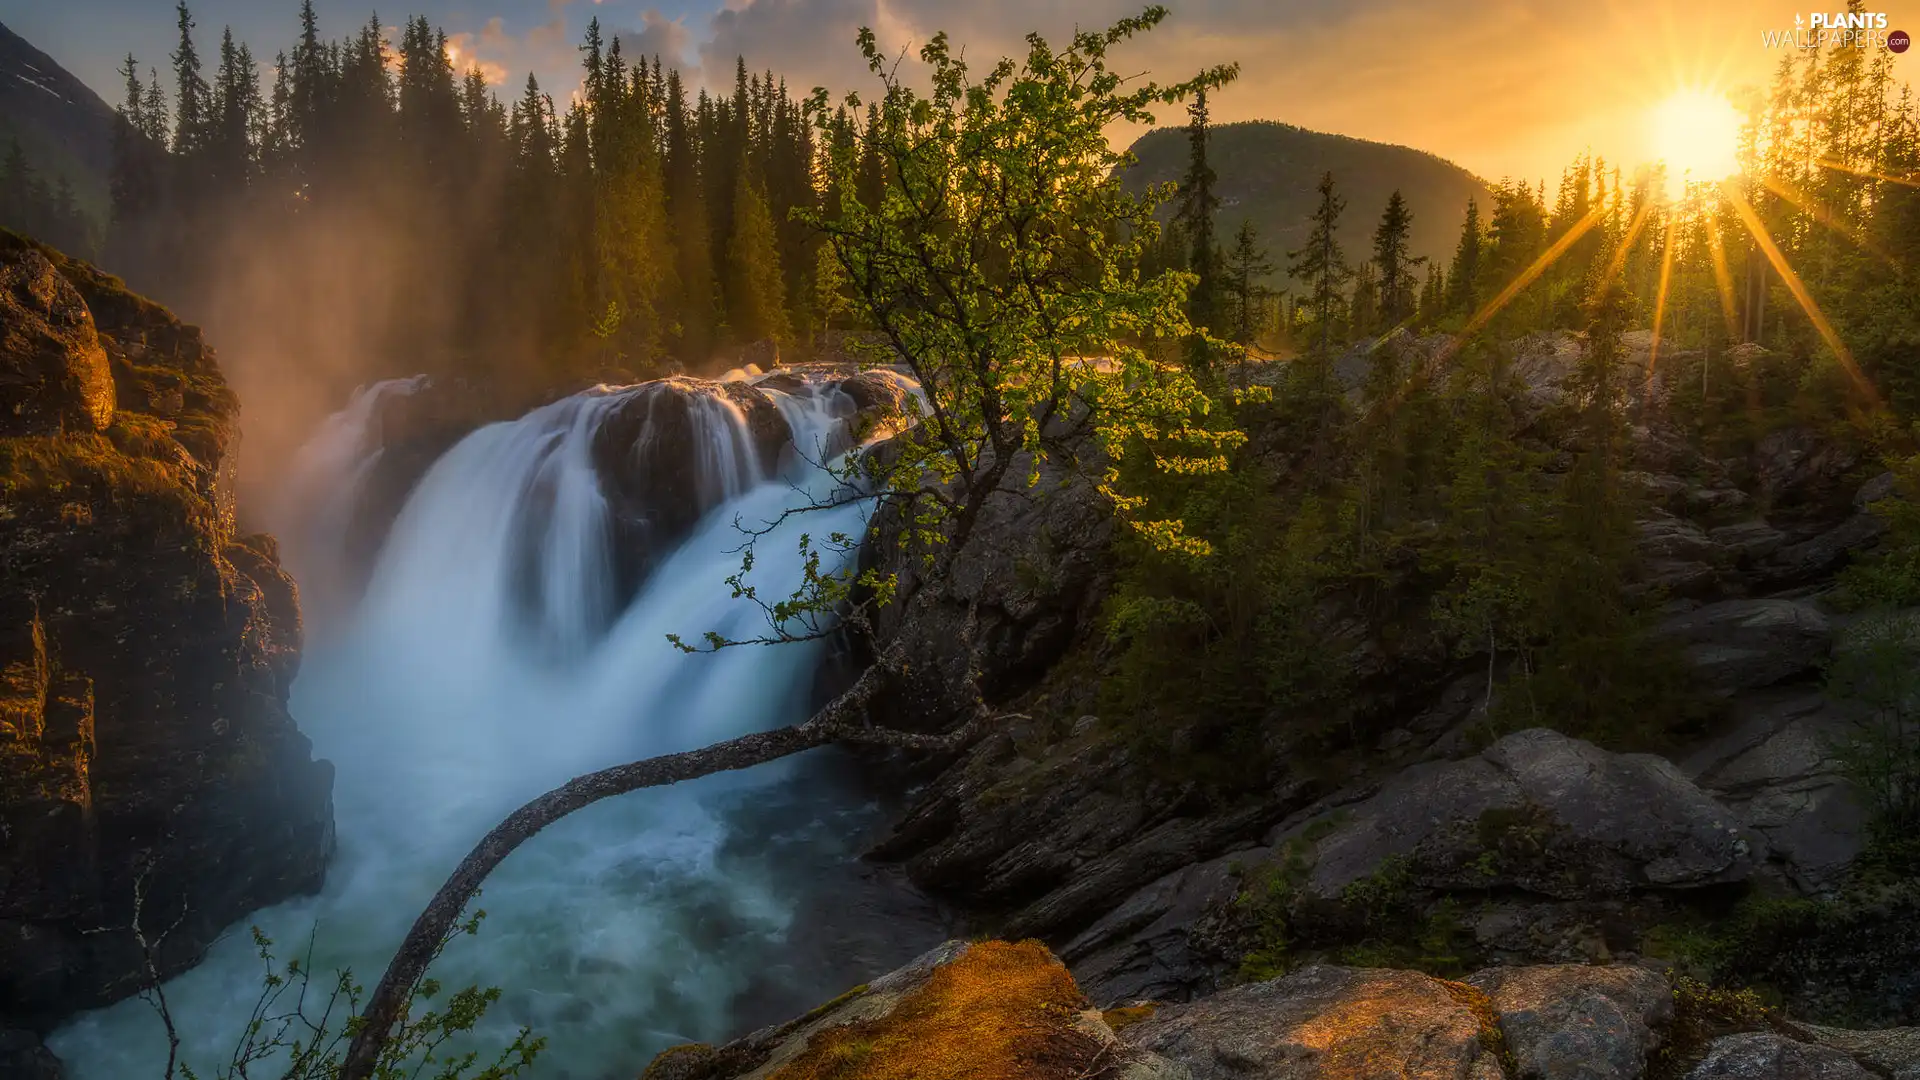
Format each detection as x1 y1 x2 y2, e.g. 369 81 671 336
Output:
0 234 333 1032
1119 964 1508 1080
1296 728 1761 901
1686 1032 1875 1080
0 244 114 436
1682 691 1866 893
863 445 1117 725
1467 964 1671 1080
1655 600 1832 697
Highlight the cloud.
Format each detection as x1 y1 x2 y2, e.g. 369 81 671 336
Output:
615 9 698 72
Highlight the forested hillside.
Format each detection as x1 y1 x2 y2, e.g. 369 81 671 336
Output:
1121 119 1489 277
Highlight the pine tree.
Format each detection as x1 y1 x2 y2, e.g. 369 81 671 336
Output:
1445 196 1482 315
1288 171 1352 359
1371 189 1416 332
1175 84 1222 347
1221 219 1273 346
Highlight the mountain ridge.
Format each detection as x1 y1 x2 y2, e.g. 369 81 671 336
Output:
1122 119 1493 282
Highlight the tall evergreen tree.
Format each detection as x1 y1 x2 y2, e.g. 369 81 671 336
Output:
1371 189 1416 332
1175 83 1222 342
1288 171 1352 359
1222 219 1273 346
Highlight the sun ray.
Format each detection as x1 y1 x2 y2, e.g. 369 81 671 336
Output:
1758 173 1902 268
1720 181 1877 404
1814 155 1920 190
1703 210 1742 342
1648 217 1678 384
1604 199 1655 280
1440 206 1607 364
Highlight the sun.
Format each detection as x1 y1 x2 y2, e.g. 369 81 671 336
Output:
1649 89 1745 198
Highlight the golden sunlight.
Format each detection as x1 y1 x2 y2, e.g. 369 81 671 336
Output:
1649 89 1744 197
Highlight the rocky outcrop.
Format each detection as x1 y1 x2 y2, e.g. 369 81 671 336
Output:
1121 963 1508 1080
1655 600 1832 697
639 939 1183 1080
1290 728 1761 901
0 233 333 1032
1682 691 1866 893
591 377 793 603
646 940 1920 1080
0 243 114 437
1466 964 1671 1080
1061 731 1764 1006
1686 1032 1875 1079
862 446 1117 725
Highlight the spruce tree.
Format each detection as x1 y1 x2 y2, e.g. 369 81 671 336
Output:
1175 83 1222 342
1370 189 1415 332
1287 171 1352 359
1222 219 1273 346
1445 197 1482 315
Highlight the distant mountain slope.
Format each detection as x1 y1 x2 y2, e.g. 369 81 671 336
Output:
0 21 116 220
1122 121 1491 283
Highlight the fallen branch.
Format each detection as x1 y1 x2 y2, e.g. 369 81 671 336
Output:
337 650 1004 1080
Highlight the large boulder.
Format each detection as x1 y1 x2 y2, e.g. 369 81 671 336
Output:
590 377 792 604
639 939 1183 1080
1467 964 1671 1080
1295 728 1761 901
0 238 112 436
1655 599 1831 697
1682 692 1865 893
1120 964 1508 1080
0 237 333 1032
1686 1032 1875 1080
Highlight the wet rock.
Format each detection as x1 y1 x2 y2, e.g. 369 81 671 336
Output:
1120 964 1507 1080
1655 599 1831 696
1296 728 1760 901
591 378 792 604
1467 964 1671 1080
0 238 112 436
1686 1032 1874 1079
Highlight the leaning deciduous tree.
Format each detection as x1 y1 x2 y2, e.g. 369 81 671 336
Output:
338 10 1240 1077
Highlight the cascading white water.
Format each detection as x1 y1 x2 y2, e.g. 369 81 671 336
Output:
50 374 935 1079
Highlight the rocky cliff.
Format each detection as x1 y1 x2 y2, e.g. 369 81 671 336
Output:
0 232 333 1040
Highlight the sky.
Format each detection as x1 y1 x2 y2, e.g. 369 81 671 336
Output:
0 0 1899 185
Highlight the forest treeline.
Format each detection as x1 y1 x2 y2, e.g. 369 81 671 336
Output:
94 1 889 392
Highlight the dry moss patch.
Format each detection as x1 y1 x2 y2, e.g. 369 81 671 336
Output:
768 941 1105 1080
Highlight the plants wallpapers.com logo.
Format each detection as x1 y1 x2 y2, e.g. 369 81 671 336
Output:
1763 10 1908 49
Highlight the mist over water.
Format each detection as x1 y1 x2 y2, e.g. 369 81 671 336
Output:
50 376 943 1079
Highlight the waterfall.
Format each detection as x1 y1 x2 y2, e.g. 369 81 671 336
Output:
50 373 940 1078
